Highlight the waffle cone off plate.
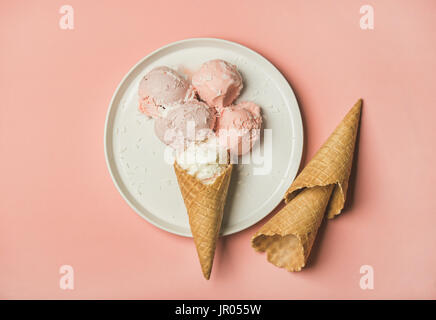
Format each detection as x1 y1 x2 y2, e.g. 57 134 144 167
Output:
174 163 233 279
251 99 362 272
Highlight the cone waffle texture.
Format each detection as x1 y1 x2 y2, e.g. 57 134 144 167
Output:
174 163 233 280
252 185 334 271
251 99 362 272
285 99 362 218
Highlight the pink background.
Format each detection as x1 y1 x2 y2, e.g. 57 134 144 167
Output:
1 0 435 299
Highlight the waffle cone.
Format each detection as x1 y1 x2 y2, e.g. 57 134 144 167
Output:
252 185 334 271
251 99 362 271
174 163 233 279
285 99 362 218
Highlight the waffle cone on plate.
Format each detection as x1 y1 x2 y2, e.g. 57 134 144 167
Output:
252 99 362 272
174 163 233 279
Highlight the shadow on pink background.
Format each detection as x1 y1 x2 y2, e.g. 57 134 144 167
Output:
1 0 435 299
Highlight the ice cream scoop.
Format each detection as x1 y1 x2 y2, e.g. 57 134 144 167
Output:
176 137 229 185
192 59 243 109
215 101 262 155
138 66 195 118
154 100 216 150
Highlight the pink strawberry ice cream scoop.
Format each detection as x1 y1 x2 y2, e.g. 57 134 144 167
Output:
154 100 216 150
216 101 262 155
138 66 195 118
192 59 243 109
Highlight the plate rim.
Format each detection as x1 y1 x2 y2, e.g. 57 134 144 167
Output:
104 37 303 237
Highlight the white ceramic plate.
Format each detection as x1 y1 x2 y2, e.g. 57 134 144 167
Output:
105 38 303 237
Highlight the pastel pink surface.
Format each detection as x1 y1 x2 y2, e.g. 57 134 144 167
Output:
1 0 435 299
